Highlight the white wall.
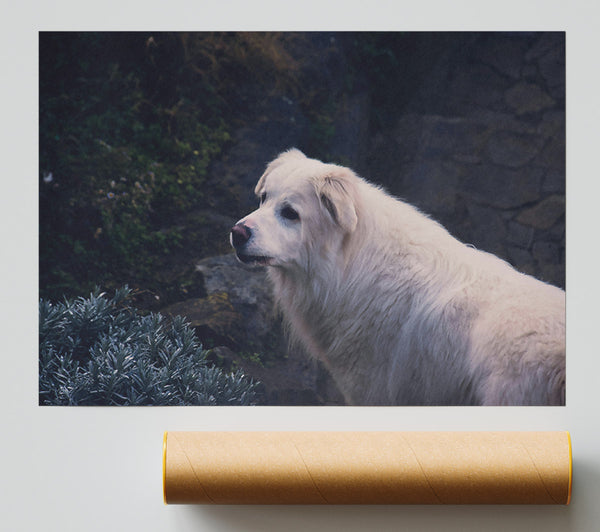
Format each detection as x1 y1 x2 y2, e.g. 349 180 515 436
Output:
3 2 600 531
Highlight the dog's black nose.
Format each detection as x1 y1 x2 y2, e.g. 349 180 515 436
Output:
231 223 252 248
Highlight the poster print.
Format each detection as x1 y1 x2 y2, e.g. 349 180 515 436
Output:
39 32 565 406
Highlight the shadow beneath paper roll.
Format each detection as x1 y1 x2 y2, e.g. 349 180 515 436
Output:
183 504 573 532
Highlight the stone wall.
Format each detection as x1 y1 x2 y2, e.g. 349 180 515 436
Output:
362 32 565 288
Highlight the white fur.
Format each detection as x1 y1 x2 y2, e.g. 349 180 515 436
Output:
231 149 565 405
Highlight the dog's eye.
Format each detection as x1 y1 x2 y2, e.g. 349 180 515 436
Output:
260 192 267 205
280 205 300 221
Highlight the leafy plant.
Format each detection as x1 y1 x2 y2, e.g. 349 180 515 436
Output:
39 287 259 406
39 33 234 301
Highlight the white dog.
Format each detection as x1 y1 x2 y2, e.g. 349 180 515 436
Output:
230 149 565 405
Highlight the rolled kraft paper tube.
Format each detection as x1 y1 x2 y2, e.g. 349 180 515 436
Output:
162 431 572 505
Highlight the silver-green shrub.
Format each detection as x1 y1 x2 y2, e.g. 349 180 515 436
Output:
39 287 258 405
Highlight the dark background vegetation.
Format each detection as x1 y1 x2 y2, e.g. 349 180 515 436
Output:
40 32 442 304
40 32 565 405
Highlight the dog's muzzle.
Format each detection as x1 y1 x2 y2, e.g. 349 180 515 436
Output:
230 223 272 265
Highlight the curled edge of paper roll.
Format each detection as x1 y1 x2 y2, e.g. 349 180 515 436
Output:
163 431 572 505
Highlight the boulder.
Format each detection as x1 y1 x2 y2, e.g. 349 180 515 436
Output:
517 195 565 230
505 82 554 116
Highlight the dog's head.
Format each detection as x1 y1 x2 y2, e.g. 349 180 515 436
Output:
230 149 359 269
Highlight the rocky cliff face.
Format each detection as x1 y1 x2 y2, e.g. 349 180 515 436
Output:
162 32 565 404
366 32 565 288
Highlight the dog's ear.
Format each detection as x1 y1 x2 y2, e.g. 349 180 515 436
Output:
316 169 358 233
255 149 307 196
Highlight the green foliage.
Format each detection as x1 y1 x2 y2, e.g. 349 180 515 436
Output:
39 287 259 406
39 33 234 301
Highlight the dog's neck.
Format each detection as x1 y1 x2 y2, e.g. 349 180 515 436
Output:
266 206 478 405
